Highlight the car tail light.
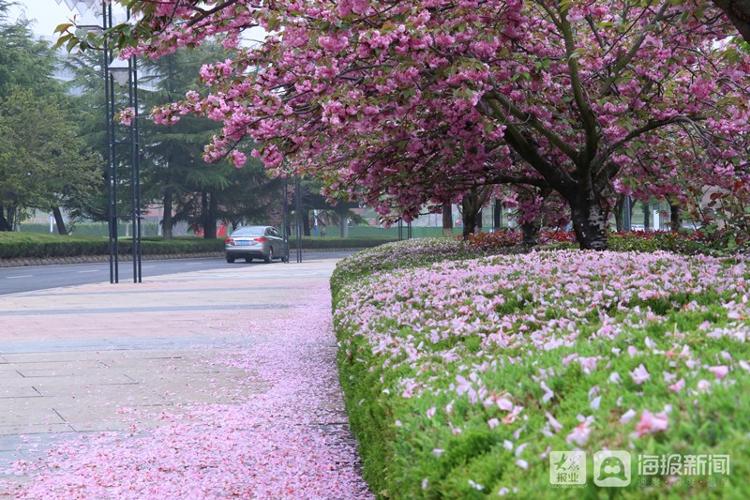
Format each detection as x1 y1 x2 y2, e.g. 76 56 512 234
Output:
224 238 235 246
254 236 269 243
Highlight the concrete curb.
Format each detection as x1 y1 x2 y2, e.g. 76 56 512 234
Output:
0 248 364 268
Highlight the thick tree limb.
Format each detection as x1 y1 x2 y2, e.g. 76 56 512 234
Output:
484 92 579 162
559 9 599 166
478 97 576 193
713 0 750 42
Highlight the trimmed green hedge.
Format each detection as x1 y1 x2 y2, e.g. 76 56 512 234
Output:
0 233 223 259
288 237 396 250
0 232 398 259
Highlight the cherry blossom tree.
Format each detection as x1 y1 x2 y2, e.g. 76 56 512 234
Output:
64 0 750 249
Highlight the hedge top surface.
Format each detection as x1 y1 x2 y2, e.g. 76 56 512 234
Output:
331 238 481 292
335 249 750 498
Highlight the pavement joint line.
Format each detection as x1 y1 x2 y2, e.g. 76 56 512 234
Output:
51 409 67 423
0 429 79 438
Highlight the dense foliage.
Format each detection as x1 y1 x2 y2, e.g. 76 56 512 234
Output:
333 241 750 497
71 0 750 249
0 2 99 231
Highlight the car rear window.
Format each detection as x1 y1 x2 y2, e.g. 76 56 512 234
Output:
232 227 266 237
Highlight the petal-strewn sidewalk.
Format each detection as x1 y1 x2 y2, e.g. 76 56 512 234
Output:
0 259 370 499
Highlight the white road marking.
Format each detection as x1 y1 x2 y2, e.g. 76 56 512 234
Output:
6 275 32 279
78 269 102 273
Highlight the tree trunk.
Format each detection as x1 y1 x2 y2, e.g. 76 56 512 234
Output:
200 191 218 240
493 199 503 230
669 201 682 232
162 189 174 239
461 213 476 239
712 0 750 43
613 196 624 232
521 220 541 246
643 201 651 231
461 189 486 240
303 210 311 236
0 204 11 232
568 194 608 250
204 192 218 239
6 205 17 231
52 207 67 235
339 211 349 238
442 202 453 236
200 191 208 237
461 198 479 240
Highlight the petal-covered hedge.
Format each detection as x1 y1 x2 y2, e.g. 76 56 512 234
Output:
333 247 750 498
330 238 480 293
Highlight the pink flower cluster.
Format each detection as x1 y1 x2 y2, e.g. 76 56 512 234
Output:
105 1 750 226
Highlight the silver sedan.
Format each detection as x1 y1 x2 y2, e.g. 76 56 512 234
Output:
225 226 289 263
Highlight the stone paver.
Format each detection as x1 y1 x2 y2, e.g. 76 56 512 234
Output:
0 257 368 498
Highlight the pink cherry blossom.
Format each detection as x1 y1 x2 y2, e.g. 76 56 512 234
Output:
566 416 594 447
630 364 651 385
708 365 730 380
635 410 669 437
668 379 686 393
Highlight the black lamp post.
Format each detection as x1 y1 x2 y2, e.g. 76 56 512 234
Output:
57 0 142 283
294 177 303 263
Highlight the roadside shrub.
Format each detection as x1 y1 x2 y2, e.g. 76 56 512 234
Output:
0 233 399 260
334 249 750 498
466 230 575 251
289 237 396 250
608 230 744 255
465 230 739 255
0 233 223 259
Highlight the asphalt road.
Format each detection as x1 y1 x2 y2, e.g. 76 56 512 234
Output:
0 250 355 295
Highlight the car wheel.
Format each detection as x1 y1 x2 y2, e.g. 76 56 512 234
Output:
264 247 273 263
226 256 235 263
282 255 289 263
245 257 253 263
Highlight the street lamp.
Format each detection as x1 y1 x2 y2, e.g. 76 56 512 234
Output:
54 0 143 284
108 58 130 85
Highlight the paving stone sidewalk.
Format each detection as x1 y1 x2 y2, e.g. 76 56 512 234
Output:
0 258 370 498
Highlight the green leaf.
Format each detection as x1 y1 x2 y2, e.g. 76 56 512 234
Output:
54 22 73 34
